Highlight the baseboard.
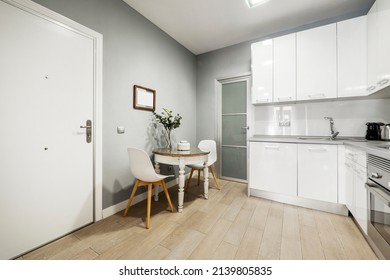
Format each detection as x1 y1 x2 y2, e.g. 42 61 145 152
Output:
102 175 188 219
249 188 349 216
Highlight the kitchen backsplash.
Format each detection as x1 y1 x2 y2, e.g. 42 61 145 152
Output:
254 98 390 137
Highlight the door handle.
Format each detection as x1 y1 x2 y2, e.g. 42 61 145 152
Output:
80 120 92 143
241 126 250 130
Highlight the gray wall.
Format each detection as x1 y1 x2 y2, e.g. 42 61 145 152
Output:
33 0 197 209
196 11 373 143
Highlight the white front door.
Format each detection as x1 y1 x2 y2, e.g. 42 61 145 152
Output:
0 1 94 259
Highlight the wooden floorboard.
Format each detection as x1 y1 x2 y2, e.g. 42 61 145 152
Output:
19 179 378 260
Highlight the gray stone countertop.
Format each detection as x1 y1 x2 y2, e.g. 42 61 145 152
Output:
249 135 390 160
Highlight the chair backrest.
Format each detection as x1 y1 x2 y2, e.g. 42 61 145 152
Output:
127 147 159 182
198 140 217 166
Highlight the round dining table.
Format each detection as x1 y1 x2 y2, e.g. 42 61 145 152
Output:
152 147 210 213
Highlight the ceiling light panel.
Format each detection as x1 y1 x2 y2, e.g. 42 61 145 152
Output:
246 0 270 8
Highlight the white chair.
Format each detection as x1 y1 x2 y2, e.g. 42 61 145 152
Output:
185 140 221 192
123 147 174 229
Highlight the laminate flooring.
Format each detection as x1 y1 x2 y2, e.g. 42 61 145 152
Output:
19 179 377 260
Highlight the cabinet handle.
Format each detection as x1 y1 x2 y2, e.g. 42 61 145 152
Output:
308 147 327 152
308 93 325 99
277 96 292 101
366 85 376 92
256 98 269 103
377 79 389 86
265 145 280 150
355 169 366 176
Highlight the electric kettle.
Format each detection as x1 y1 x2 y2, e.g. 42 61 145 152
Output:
366 122 383 140
381 124 390 141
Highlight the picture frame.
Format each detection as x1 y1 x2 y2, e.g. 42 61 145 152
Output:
133 85 156 111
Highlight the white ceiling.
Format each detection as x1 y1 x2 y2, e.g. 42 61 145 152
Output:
123 0 374 55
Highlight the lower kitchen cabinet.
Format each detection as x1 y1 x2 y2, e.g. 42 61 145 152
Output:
345 158 356 215
355 164 368 234
297 144 338 203
344 146 368 233
249 142 297 196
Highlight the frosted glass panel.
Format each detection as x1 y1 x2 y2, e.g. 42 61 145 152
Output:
222 115 246 146
222 147 247 180
222 81 247 114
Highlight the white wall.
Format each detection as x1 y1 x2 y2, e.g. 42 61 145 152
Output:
254 98 390 137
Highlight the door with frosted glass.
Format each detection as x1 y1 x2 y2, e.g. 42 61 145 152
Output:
221 80 248 181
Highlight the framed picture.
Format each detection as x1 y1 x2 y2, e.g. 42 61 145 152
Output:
133 85 156 111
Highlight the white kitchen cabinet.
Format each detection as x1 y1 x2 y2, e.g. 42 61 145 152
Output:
251 39 273 104
273 33 296 102
337 16 367 98
297 23 337 101
354 163 367 234
345 158 355 215
249 142 297 196
344 146 368 234
298 144 338 203
367 0 390 94
376 0 390 91
367 2 378 94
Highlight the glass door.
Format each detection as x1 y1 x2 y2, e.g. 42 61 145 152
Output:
220 79 249 182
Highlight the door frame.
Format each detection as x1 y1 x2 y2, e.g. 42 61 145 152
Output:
3 0 103 221
215 73 253 183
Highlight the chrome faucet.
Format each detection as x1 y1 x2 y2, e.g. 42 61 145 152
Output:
324 117 339 140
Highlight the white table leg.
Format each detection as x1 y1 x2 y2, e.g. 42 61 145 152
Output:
154 162 160 202
178 158 185 213
203 162 209 199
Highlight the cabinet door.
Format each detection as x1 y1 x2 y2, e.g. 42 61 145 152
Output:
297 24 337 100
251 40 273 103
337 16 367 98
298 144 338 203
354 164 368 234
376 0 390 91
367 2 378 94
273 33 296 102
345 158 355 215
249 142 297 196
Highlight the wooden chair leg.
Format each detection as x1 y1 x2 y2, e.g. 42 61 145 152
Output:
185 169 194 192
209 165 221 190
123 180 139 217
161 180 174 212
146 183 152 229
197 169 201 185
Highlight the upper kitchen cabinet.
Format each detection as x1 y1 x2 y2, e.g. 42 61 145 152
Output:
273 33 297 102
367 0 390 94
376 0 390 91
297 23 337 101
367 2 378 94
337 16 367 98
251 39 273 104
